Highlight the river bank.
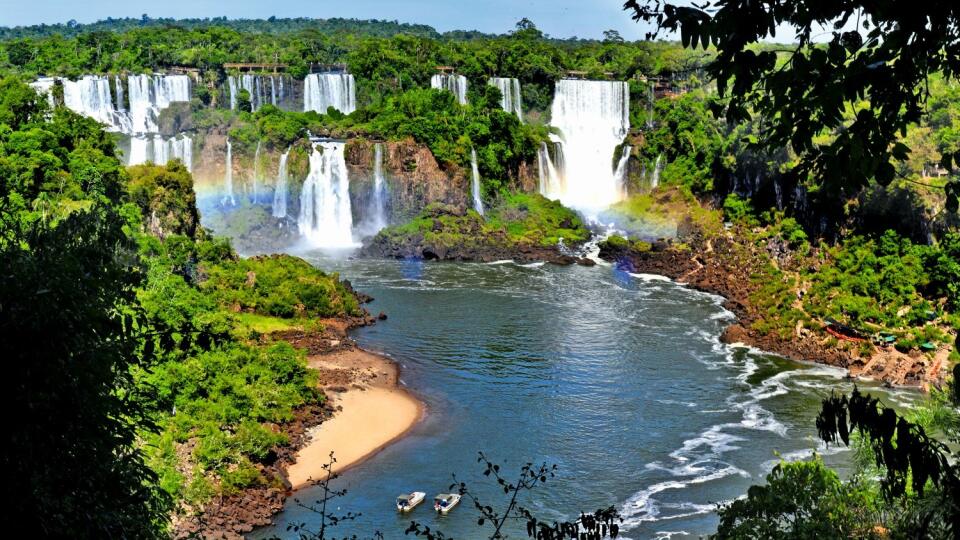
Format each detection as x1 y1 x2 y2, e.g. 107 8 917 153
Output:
173 315 423 539
598 219 951 388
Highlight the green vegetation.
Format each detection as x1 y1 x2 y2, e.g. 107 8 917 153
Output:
372 192 588 257
604 187 724 239
201 255 362 319
0 76 170 536
0 75 371 532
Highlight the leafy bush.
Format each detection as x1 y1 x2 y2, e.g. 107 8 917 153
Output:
201 254 362 318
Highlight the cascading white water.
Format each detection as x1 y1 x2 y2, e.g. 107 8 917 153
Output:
127 134 193 171
470 147 484 216
304 74 356 114
31 74 188 137
115 75 125 111
366 143 389 232
538 141 565 197
298 142 356 247
153 134 169 165
614 145 632 198
546 79 630 211
229 74 290 112
228 76 238 110
650 154 663 189
128 136 149 166
128 74 190 134
272 149 290 219
488 77 522 120
223 139 235 206
431 74 468 105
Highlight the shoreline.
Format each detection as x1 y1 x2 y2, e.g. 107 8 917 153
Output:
173 316 425 539
598 224 949 389
286 345 425 489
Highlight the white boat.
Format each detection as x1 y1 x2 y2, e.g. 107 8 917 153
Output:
433 493 461 514
396 492 426 512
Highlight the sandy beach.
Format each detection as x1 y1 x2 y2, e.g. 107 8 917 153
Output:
286 347 424 489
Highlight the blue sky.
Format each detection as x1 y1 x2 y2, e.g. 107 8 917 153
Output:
5 0 661 40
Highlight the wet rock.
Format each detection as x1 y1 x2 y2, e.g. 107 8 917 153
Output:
378 311 388 320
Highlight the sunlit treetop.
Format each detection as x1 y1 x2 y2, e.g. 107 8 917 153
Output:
624 1 960 210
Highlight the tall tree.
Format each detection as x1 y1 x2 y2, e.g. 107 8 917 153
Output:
623 1 960 209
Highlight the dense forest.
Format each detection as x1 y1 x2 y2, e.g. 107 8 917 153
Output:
2 10 960 539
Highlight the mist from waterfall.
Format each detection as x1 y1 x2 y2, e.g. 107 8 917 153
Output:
488 77 522 120
298 142 356 247
431 74 468 105
272 149 290 219
470 147 485 216
304 73 356 114
546 79 630 211
223 139 235 206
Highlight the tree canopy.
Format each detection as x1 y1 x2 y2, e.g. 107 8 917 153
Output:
624 1 960 209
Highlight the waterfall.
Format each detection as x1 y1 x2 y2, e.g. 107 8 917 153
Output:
223 139 235 206
650 154 663 189
127 74 191 134
127 134 192 171
538 141 565 198
251 141 262 203
128 136 149 166
431 74 468 105
115 75 125 111
366 143 389 232
228 76 238 110
304 73 356 114
488 77 522 120
229 74 290 112
298 142 356 247
32 74 189 136
548 79 630 211
614 145 632 198
470 147 484 216
272 149 290 219
153 135 169 165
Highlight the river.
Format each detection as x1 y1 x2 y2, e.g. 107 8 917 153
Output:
254 251 917 540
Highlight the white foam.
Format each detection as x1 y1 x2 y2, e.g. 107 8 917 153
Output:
628 272 672 282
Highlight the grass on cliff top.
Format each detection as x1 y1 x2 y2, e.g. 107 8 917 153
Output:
383 192 589 248
602 187 723 239
201 254 363 319
487 192 590 246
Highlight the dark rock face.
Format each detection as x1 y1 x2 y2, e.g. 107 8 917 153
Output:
344 138 469 226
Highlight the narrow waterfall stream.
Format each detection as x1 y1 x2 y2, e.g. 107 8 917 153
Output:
366 143 389 232
272 149 290 219
223 139 235 207
470 147 484 215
